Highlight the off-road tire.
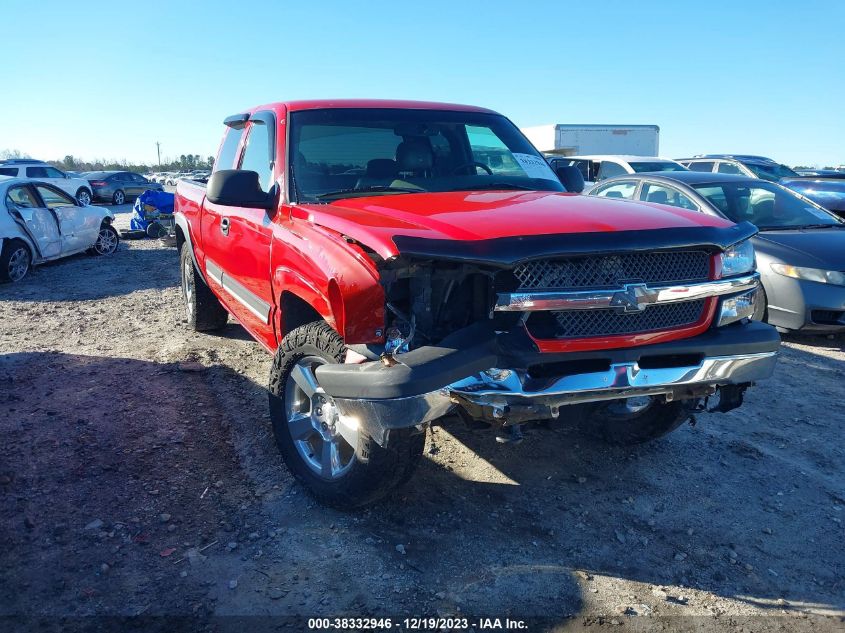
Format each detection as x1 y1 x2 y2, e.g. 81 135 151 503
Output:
269 321 425 509
0 239 32 283
583 400 689 445
180 242 228 331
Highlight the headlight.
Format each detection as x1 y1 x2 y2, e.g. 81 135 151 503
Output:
720 240 756 277
770 264 845 286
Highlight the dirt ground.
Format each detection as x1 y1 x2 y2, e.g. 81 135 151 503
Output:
1 207 844 632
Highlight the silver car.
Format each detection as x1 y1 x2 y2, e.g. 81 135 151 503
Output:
586 171 845 333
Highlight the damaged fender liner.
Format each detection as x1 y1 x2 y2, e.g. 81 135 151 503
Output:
314 321 780 401
390 222 758 266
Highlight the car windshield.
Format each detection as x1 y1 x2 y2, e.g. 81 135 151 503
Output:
744 162 798 181
628 161 687 173
693 181 843 229
289 108 564 202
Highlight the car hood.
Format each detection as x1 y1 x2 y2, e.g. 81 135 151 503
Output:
297 191 733 259
755 228 845 269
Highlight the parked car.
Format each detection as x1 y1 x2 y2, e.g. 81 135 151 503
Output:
166 172 192 186
175 99 778 508
794 169 845 179
0 159 94 206
1 176 118 282
780 177 845 219
676 155 799 182
85 171 163 205
586 171 845 333
546 155 687 189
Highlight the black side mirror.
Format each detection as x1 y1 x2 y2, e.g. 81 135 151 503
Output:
555 166 585 194
207 169 274 209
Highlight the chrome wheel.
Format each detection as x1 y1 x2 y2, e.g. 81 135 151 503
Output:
284 356 357 480
94 227 118 254
77 190 91 206
113 190 125 205
182 255 195 318
8 246 30 282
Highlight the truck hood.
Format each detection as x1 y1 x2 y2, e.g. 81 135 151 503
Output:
297 190 735 260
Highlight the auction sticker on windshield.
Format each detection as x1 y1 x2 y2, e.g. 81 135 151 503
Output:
512 153 558 180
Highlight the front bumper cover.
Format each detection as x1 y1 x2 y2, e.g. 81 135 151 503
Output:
315 321 780 445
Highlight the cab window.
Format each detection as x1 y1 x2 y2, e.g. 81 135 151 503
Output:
594 181 637 199
215 126 245 172
34 185 76 208
6 186 40 208
641 183 698 210
239 122 274 190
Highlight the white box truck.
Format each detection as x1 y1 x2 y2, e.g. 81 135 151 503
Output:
521 124 660 157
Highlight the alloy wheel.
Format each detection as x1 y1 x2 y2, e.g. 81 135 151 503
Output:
94 228 118 254
8 247 30 282
182 256 195 318
77 190 91 206
284 356 357 480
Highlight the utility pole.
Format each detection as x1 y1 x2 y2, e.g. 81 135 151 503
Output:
155 142 161 168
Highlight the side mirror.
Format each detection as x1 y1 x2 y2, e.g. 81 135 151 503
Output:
555 165 585 194
207 170 274 210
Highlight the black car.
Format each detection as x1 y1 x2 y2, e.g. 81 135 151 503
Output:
84 171 163 205
781 177 845 219
586 171 845 333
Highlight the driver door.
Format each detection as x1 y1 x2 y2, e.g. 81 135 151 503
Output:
32 184 98 253
5 184 62 258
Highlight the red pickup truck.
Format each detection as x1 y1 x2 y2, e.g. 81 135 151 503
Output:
175 100 779 508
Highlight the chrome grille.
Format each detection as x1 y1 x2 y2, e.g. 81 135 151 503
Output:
514 251 710 290
530 300 707 339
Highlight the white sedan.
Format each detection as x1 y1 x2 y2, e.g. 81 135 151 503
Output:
0 176 118 282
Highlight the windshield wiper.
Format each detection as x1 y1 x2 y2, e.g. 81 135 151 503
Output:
448 182 535 192
316 186 424 201
758 223 843 231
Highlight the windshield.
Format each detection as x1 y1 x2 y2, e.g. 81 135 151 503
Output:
692 181 843 229
628 161 687 173
745 162 798 181
289 108 563 202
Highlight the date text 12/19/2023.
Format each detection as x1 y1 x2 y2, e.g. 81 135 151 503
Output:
307 617 528 630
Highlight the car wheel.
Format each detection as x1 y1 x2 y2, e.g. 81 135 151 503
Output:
112 190 125 205
180 242 228 331
752 285 768 322
0 239 32 283
269 321 426 509
581 397 689 445
88 224 120 255
76 188 92 206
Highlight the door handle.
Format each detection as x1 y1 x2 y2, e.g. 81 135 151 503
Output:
220 217 230 236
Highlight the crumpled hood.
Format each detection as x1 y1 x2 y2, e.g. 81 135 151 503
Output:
297 191 733 259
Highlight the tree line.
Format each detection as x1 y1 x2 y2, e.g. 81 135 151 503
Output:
1 149 214 174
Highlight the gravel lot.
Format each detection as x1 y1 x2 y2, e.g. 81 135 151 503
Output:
1 204 843 631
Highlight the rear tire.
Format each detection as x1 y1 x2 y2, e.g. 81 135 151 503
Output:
582 398 689 445
269 321 425 509
112 190 125 205
0 239 32 283
76 188 92 206
180 242 228 331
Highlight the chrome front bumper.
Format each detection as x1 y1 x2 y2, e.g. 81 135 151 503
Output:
332 350 778 445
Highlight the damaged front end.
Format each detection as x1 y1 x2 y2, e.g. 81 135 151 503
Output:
316 225 780 446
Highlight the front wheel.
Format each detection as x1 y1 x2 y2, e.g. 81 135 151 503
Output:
581 397 689 445
88 224 119 255
0 239 32 282
269 321 425 509
112 190 125 205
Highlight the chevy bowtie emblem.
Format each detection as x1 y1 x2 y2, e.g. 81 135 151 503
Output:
609 283 651 313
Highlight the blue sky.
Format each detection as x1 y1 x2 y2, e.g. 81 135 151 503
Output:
1 0 843 167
